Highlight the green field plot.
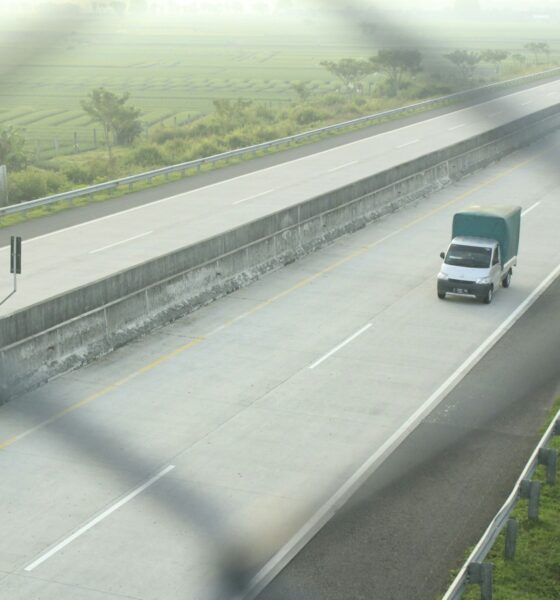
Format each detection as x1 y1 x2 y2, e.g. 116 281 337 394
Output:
1 12 558 161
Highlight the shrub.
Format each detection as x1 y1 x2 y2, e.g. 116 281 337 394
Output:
85 156 120 180
130 144 166 167
149 126 186 144
224 130 254 149
188 138 227 159
63 163 90 184
8 168 70 203
292 107 329 126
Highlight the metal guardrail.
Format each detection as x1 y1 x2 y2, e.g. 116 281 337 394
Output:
442 408 560 600
2 66 560 218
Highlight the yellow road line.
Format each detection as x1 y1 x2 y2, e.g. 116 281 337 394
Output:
0 148 545 451
0 337 204 450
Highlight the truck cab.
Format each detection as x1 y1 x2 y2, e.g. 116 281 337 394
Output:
438 237 504 303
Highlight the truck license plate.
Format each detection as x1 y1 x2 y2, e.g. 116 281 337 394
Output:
453 287 468 294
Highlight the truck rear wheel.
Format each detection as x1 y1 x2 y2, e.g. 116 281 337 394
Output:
483 285 494 304
502 270 512 288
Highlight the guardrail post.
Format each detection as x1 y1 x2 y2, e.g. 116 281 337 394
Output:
554 418 560 436
520 479 541 520
538 447 558 485
504 518 518 560
467 562 493 600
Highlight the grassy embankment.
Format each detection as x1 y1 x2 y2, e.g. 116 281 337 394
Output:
1 14 559 227
448 397 560 600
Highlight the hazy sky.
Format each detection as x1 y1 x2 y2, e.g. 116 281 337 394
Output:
0 0 559 11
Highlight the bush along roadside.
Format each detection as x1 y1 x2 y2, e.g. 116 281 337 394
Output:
447 399 560 600
2 63 560 221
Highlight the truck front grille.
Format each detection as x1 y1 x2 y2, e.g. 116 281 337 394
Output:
448 278 475 285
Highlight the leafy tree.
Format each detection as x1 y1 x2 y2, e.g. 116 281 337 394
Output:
481 49 509 75
291 82 312 102
540 42 551 63
81 88 142 157
320 58 373 93
444 50 481 82
512 53 527 65
0 126 28 171
524 42 550 64
213 98 253 120
369 49 423 96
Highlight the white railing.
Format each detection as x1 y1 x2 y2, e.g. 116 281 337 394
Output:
442 409 559 599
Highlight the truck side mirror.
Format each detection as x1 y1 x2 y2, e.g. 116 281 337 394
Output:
440 252 445 260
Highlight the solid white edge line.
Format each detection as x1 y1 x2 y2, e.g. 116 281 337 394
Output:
232 189 275 205
448 123 466 130
24 465 175 572
522 201 541 216
18 78 560 247
309 323 372 370
89 231 153 254
396 139 420 148
240 262 560 600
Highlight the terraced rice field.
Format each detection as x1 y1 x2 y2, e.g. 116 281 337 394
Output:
1 11 558 159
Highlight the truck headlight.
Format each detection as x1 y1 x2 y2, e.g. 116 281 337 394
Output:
476 277 492 284
437 272 448 280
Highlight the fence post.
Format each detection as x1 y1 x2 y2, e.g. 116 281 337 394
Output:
0 165 8 207
538 447 557 485
93 128 97 148
467 562 493 600
520 479 541 520
504 518 518 560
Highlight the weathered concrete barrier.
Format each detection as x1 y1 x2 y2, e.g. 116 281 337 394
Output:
1 105 559 402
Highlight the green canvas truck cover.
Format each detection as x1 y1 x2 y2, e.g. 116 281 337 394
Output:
452 206 521 266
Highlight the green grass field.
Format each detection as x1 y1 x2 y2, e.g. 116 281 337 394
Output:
1 11 559 160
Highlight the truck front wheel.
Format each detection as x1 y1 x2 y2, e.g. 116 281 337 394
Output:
438 291 446 300
483 285 494 304
502 270 512 288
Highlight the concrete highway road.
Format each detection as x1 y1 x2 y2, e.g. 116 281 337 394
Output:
1 78 560 317
258 277 560 600
0 129 559 599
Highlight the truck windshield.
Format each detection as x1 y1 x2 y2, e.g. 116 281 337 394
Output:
444 244 492 268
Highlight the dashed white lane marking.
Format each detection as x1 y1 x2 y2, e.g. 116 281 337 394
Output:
396 139 420 149
448 123 466 131
232 189 276 205
309 323 372 369
327 161 359 173
89 231 153 254
24 465 175 572
521 100 533 106
243 261 560 600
